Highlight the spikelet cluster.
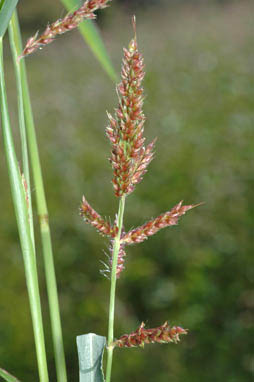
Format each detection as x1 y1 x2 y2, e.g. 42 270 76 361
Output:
112 322 188 348
19 0 111 59
122 201 196 245
106 17 155 197
80 196 116 237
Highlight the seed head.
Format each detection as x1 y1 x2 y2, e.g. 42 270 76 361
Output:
19 0 111 60
106 16 155 197
121 201 197 245
80 195 116 237
112 321 188 348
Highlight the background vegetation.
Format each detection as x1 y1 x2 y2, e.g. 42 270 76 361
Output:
0 0 253 381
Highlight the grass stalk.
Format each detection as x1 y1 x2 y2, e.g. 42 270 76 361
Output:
0 36 49 382
106 195 126 382
8 10 35 249
10 11 68 382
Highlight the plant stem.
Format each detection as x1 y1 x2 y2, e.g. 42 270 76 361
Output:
0 36 49 382
9 11 35 250
106 195 126 382
10 12 68 382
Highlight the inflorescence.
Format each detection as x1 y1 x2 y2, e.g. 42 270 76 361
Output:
80 19 198 280
112 322 188 348
19 0 111 60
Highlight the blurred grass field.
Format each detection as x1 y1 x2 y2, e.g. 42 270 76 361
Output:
0 1 253 381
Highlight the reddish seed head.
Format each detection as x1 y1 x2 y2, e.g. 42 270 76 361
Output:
19 0 112 59
112 321 188 348
121 201 198 245
106 18 156 197
80 196 116 237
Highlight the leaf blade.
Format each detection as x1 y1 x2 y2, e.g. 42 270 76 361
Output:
0 0 20 37
0 367 20 382
77 333 106 382
60 0 118 82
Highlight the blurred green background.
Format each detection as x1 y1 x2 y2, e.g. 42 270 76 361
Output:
0 0 253 381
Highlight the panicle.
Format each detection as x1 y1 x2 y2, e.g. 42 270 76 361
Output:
112 321 188 348
80 195 116 237
122 201 196 245
106 16 155 197
19 0 111 60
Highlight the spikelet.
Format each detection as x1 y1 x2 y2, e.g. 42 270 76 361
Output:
19 0 111 59
80 196 117 237
106 17 155 197
121 201 197 245
112 321 188 348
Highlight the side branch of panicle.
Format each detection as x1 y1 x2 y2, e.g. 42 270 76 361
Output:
19 0 111 59
106 17 156 197
112 322 188 348
80 196 116 237
122 201 197 245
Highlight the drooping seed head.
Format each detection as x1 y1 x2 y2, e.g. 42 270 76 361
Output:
19 0 111 60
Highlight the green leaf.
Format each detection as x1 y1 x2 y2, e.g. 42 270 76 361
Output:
0 0 20 37
77 333 106 382
0 367 20 382
0 37 49 382
60 0 118 82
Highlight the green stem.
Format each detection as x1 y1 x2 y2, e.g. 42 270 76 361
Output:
8 11 35 250
106 195 126 382
10 12 67 382
0 37 49 382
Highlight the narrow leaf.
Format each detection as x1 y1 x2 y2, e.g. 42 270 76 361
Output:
12 11 68 381
0 367 20 382
60 0 117 82
0 37 49 381
0 0 20 37
9 10 35 250
77 333 106 382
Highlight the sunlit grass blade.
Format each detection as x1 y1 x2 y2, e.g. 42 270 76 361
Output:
10 11 68 382
9 10 35 249
0 367 20 382
60 0 118 82
0 37 49 382
0 0 19 37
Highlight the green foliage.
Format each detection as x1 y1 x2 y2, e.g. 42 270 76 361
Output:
0 368 20 382
0 0 19 37
0 35 49 382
